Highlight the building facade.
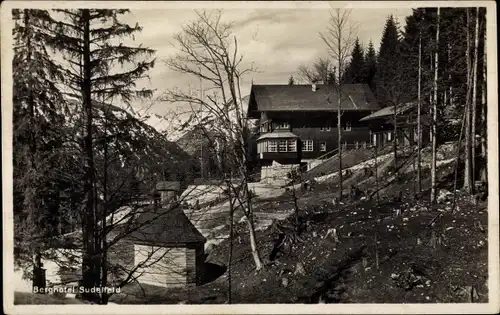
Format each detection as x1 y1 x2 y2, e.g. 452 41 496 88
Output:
247 83 380 166
359 103 431 148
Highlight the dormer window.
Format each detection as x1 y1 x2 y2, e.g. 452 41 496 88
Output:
276 122 289 130
320 125 331 131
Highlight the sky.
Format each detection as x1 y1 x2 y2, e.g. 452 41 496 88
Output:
111 5 414 130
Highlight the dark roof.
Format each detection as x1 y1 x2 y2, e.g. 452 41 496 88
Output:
52 206 206 249
247 84 379 118
360 103 415 121
360 103 432 126
126 206 206 246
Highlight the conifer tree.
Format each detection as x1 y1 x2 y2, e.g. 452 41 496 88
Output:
288 75 295 85
343 37 365 84
47 9 155 303
364 40 377 91
376 15 406 175
376 15 404 104
12 8 67 281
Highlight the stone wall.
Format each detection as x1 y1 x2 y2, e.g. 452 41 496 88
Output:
260 161 300 185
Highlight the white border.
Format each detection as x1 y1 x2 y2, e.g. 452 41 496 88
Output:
2 1 498 314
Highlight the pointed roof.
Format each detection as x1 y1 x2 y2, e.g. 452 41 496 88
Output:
53 205 206 249
126 206 206 246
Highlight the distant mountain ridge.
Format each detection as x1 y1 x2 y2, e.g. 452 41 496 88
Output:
65 98 195 183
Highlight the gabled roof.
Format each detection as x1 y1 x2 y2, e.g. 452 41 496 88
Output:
53 205 206 249
126 206 206 246
247 84 379 118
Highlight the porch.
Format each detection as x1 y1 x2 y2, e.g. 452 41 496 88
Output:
256 131 300 163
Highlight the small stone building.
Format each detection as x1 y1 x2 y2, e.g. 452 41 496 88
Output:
124 181 207 287
46 181 206 289
124 205 207 287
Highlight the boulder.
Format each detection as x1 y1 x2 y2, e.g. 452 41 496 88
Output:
437 189 453 204
294 262 306 275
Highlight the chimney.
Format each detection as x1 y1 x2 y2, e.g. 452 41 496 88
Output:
312 83 317 92
156 181 181 206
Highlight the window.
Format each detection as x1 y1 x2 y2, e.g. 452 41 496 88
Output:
343 122 352 131
320 141 327 152
268 140 277 152
387 131 392 141
276 122 289 129
278 140 288 152
302 140 314 152
320 126 331 131
288 140 297 152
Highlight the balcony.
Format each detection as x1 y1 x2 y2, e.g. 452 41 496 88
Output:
256 132 299 161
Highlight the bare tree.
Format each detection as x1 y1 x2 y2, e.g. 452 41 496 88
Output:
297 57 332 84
471 7 480 191
430 7 440 203
416 31 423 193
319 9 357 201
162 10 263 270
463 8 473 194
480 12 487 185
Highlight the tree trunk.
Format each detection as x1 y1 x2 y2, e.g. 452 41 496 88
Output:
430 7 440 203
375 142 379 203
337 77 343 200
24 10 44 289
81 9 99 303
100 99 110 305
227 182 234 304
417 32 422 193
480 16 487 184
244 182 263 270
393 100 398 179
471 7 480 193
463 8 473 194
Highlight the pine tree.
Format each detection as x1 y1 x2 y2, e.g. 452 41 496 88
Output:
47 9 155 303
288 75 295 85
376 15 404 103
343 37 365 84
12 9 67 281
376 15 406 175
364 40 377 91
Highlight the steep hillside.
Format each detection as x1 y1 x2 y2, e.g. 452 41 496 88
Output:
110 143 488 304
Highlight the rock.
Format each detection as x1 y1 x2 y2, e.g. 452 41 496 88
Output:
437 189 453 204
281 277 289 288
239 216 247 224
294 262 306 275
324 228 340 242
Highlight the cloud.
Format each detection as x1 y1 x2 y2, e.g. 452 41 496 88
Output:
125 7 413 114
